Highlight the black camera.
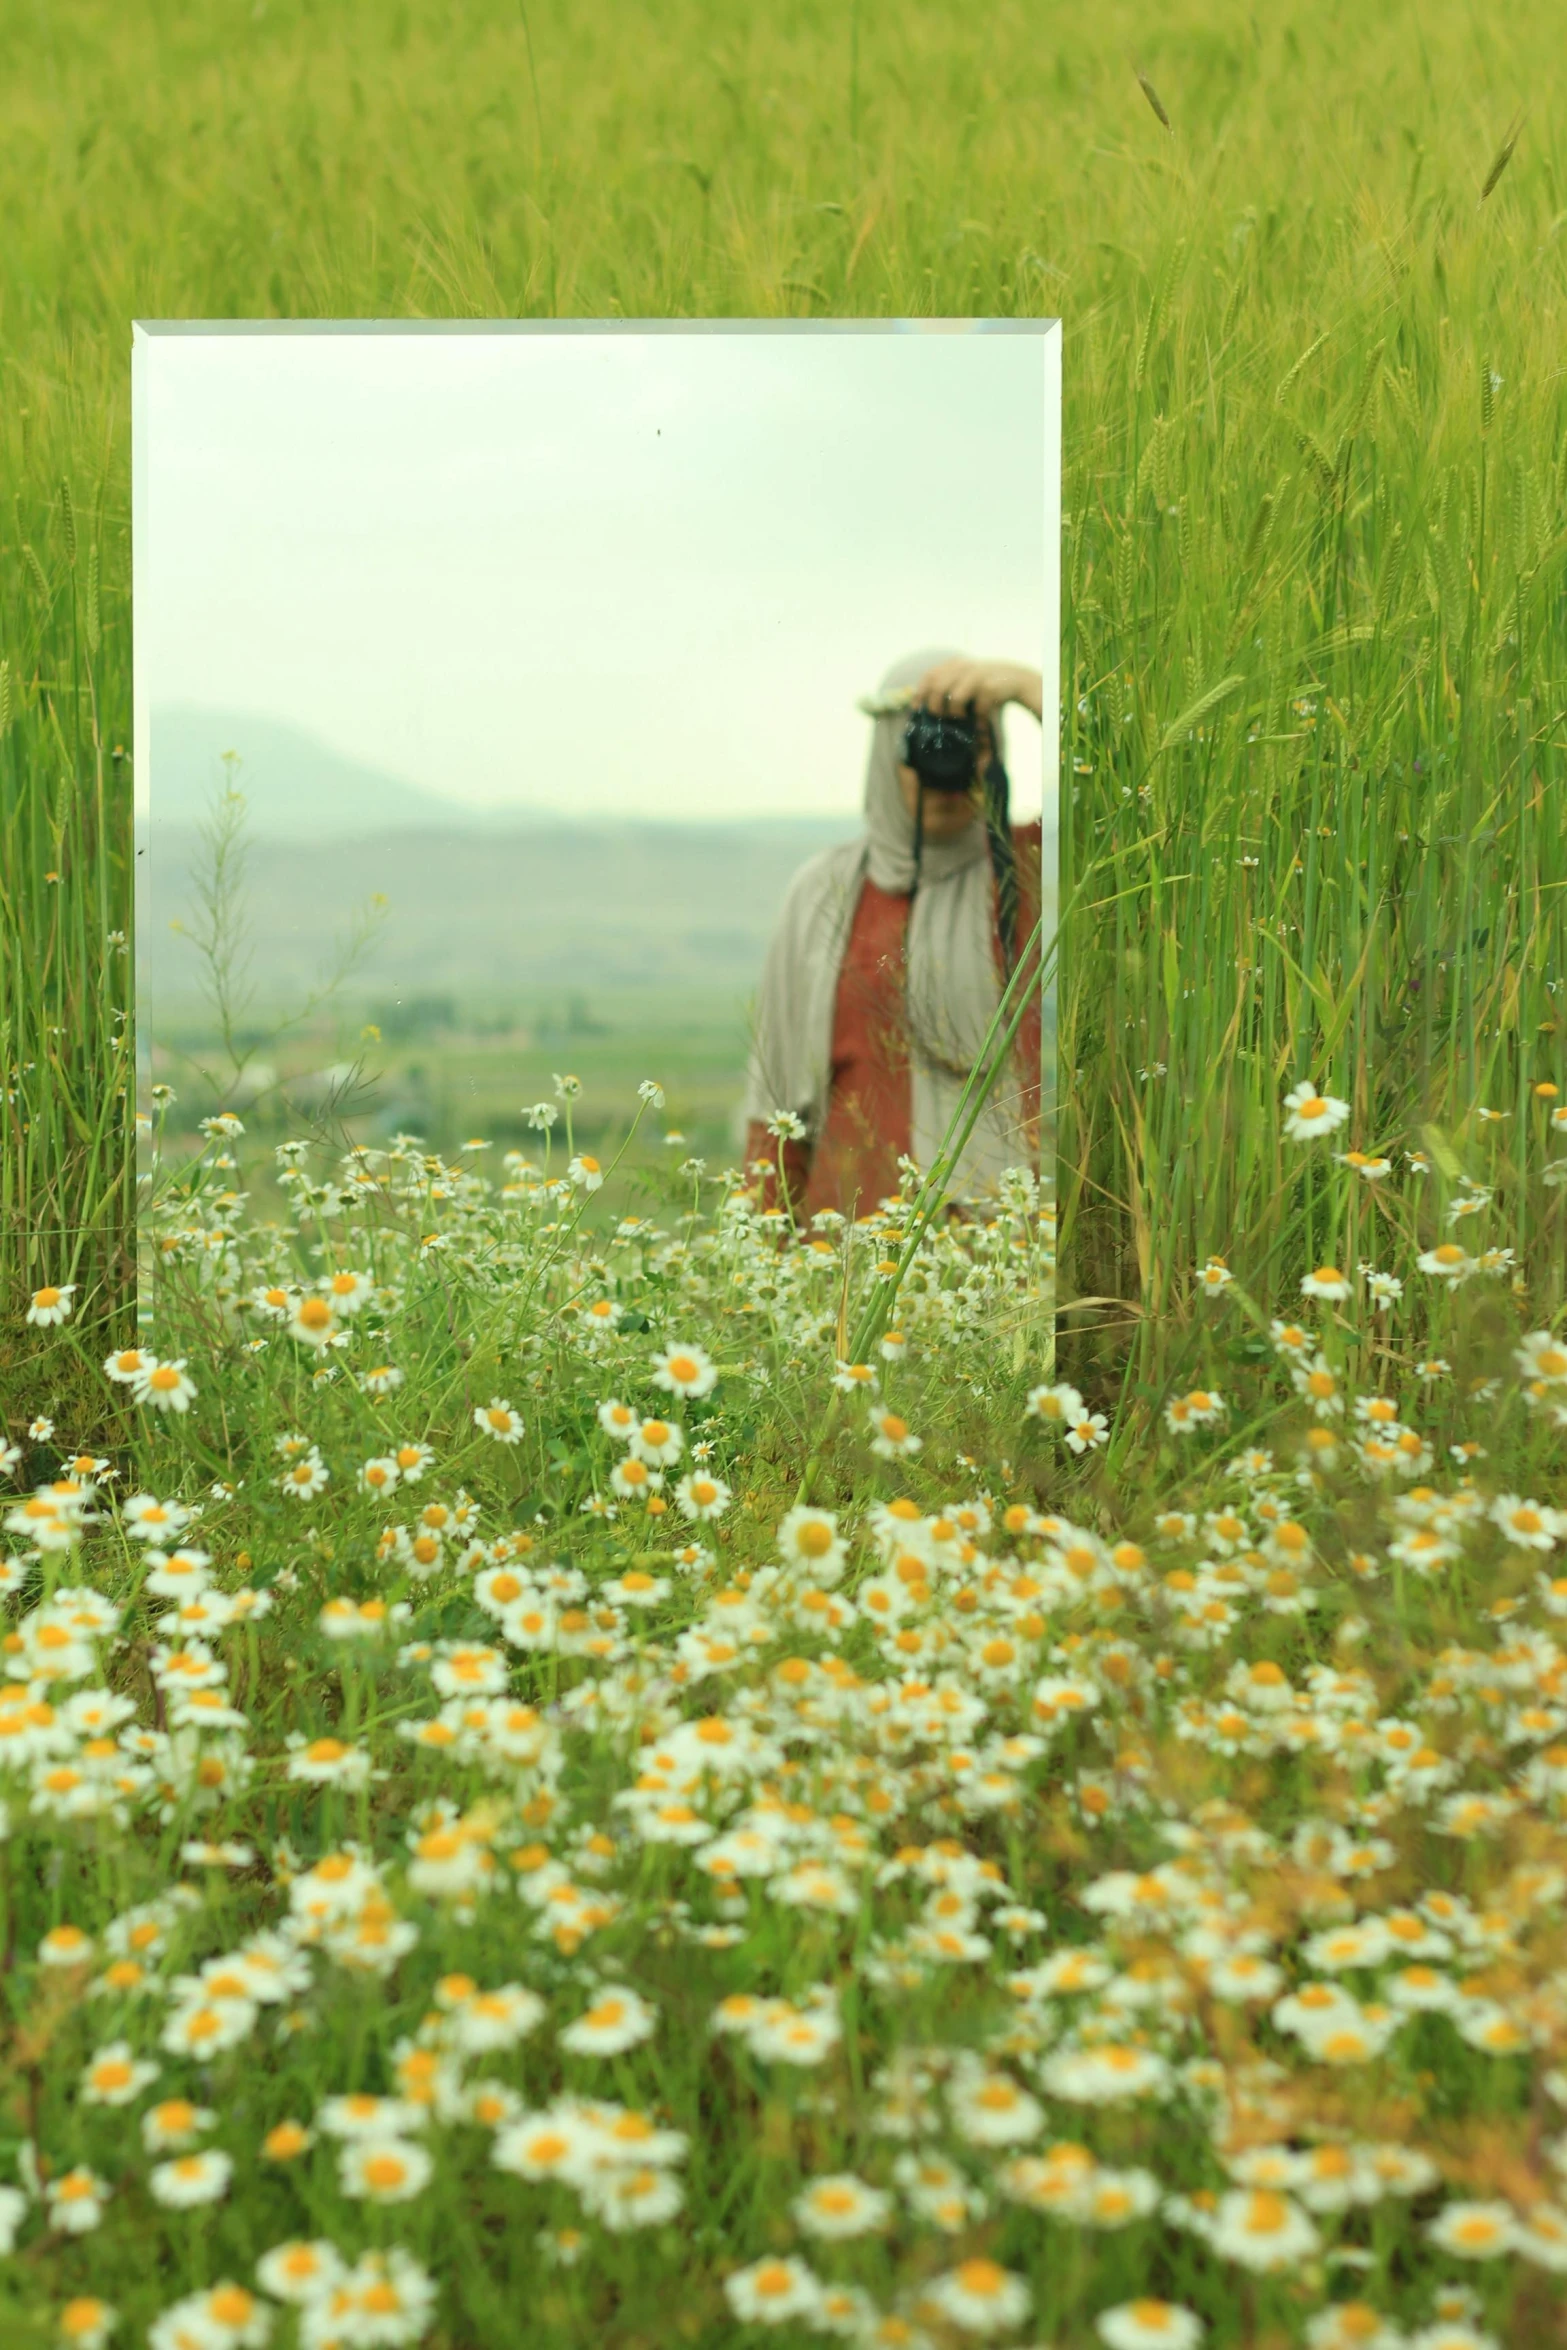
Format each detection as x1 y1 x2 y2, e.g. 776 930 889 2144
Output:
900 703 981 792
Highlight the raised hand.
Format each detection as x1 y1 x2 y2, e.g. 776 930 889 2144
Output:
912 657 1044 723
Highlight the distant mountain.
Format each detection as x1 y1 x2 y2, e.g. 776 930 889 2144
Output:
136 717 1058 1017
147 706 885 846
148 707 478 837
138 813 872 1009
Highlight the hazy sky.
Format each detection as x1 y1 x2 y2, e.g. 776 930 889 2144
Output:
134 323 1058 825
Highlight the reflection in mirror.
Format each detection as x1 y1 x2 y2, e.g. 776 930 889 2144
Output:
133 322 1058 1255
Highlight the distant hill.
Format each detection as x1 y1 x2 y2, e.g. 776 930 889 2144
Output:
136 714 1058 1021
139 814 872 1010
147 707 490 837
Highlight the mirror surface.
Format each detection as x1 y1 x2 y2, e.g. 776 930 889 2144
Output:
133 321 1059 1210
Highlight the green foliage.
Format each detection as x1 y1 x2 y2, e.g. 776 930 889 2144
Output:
0 469 133 1376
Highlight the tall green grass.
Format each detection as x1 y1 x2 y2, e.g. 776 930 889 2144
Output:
1056 170 1567 1418
0 467 134 1387
3 0 1566 1432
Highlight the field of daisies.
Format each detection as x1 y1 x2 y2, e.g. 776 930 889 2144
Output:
2 1068 1566 2350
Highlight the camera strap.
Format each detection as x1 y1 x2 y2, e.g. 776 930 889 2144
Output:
905 740 1015 971
984 751 1018 979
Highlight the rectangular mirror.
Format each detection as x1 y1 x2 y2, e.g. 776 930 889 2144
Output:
133 320 1059 1235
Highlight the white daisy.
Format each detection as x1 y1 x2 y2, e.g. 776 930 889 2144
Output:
1097 2303 1205 2350
337 2136 433 2203
559 1985 658 2056
1282 1080 1351 1141
26 1283 76 1326
650 1343 718 1399
148 2149 233 2208
723 2258 824 2327
917 2256 1032 2335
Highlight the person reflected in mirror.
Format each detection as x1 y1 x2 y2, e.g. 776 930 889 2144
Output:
741 646 1046 1223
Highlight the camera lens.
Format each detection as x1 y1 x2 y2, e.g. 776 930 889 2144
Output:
902 708 978 791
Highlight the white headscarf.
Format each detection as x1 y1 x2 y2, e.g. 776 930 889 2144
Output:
741 646 1034 1204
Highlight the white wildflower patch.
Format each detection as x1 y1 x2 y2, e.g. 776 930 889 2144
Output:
2 1083 1563 2346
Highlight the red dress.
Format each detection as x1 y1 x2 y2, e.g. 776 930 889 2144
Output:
746 821 1044 1221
